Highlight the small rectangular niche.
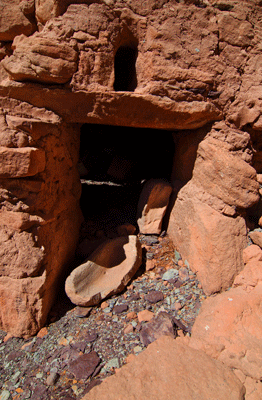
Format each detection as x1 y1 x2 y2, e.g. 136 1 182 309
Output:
113 45 138 92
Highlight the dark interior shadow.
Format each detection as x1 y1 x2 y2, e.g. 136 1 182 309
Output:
113 45 138 92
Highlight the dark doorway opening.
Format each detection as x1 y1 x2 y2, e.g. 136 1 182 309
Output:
113 45 138 92
77 124 175 260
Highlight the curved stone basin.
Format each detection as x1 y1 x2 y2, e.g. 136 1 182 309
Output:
65 235 142 307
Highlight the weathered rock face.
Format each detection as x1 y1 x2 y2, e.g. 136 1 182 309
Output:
168 122 259 294
0 0 262 337
83 336 245 400
1 2 224 129
0 0 36 41
243 244 262 265
190 256 262 381
3 34 78 84
249 230 262 249
0 97 82 337
35 0 69 26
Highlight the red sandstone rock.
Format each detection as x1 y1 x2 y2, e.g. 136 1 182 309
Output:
0 274 46 337
168 181 247 295
0 227 45 279
244 377 262 400
37 327 48 339
193 135 259 209
35 0 68 25
233 260 262 290
0 0 262 341
0 100 82 337
82 336 245 400
129 0 169 16
168 122 259 295
1 3 223 130
0 112 30 148
0 146 46 178
257 174 262 184
65 236 142 307
249 231 262 249
217 14 254 48
190 283 262 380
0 211 44 232
3 34 78 84
137 310 154 323
0 0 36 41
123 324 134 335
243 245 262 264
137 179 172 235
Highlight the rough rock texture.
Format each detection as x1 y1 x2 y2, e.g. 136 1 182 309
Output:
0 98 82 337
0 0 36 41
249 230 262 249
171 127 207 183
244 377 262 400
83 336 245 400
35 0 69 26
190 263 262 380
168 122 259 294
168 181 248 295
0 0 262 337
233 259 262 290
65 235 142 306
3 34 78 84
243 244 262 264
0 2 224 130
139 311 175 347
137 179 172 234
0 146 46 178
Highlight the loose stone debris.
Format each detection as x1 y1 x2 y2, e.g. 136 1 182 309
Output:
0 234 206 399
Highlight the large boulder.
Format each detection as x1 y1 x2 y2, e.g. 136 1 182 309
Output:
82 336 245 400
168 181 247 295
168 123 258 295
65 235 142 307
190 260 262 380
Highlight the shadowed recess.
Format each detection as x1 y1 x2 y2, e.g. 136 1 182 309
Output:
113 45 138 92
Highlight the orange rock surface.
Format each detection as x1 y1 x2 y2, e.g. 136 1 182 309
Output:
83 336 245 400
